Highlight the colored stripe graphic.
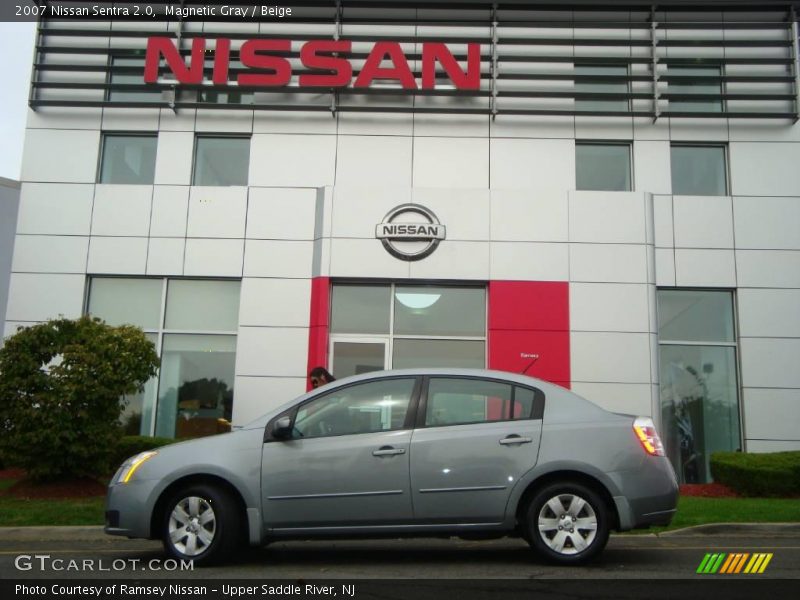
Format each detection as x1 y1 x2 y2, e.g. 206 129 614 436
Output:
699 552 774 574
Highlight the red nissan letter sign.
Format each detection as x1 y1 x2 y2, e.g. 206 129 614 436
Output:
144 37 205 84
238 39 292 87
299 40 353 87
422 43 481 90
354 41 417 89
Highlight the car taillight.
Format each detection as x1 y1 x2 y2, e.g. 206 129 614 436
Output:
633 417 665 456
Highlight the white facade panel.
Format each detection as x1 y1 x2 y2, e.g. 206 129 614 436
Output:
408 241 490 281
412 188 491 241
746 440 800 453
21 129 100 183
184 239 245 277
570 382 653 417
653 194 673 248
16 183 94 236
733 196 800 250
232 375 306 426
674 249 736 287
11 235 88 274
633 141 672 195
235 326 309 378
489 139 574 193
742 388 800 443
489 242 569 281
736 250 800 288
247 187 318 241
738 289 800 339
91 185 153 237
101 108 160 132
570 244 648 284
239 278 312 328
330 186 411 240
243 240 314 279
253 112 338 136
489 189 568 243
730 142 800 197
571 331 652 384
249 134 336 188
195 110 254 133
569 191 647 244
673 195 734 249
655 249 676 286
150 186 189 237
413 137 489 189
575 116 633 141
187 187 248 239
570 283 650 333
146 238 185 276
740 338 800 389
6 273 86 322
329 238 410 279
154 132 194 186
87 237 148 275
335 136 413 188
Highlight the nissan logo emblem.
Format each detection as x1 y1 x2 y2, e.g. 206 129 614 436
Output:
375 204 446 261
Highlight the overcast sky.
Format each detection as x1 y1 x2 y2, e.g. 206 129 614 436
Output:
0 22 36 181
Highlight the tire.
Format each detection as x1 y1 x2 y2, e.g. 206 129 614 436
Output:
524 481 610 565
161 484 242 566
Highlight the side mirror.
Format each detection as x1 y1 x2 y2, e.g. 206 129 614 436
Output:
272 415 293 439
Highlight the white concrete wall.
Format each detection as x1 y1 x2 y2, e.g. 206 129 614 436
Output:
9 18 800 449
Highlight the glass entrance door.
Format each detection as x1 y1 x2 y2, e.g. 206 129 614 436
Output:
330 338 389 379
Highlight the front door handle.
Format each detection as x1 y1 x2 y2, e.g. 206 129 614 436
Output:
499 435 533 446
372 446 406 457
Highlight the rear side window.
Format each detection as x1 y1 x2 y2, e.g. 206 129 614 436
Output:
424 378 541 427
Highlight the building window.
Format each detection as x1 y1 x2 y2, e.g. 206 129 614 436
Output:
329 283 486 377
193 136 250 186
671 144 728 195
98 134 158 184
657 289 741 484
574 63 629 113
87 277 241 439
576 142 631 191
668 65 723 113
108 55 162 103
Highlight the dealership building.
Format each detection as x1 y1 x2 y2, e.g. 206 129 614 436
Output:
5 0 800 483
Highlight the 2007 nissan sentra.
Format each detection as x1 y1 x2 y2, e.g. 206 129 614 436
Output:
105 368 678 565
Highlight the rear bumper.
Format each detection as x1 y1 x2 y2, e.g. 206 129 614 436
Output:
612 456 679 530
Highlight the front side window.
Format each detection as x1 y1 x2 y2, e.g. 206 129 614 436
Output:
574 63 629 113
193 136 250 186
668 65 723 113
98 134 157 184
87 277 241 439
657 290 740 484
576 142 631 191
425 378 537 427
294 378 416 439
671 144 728 195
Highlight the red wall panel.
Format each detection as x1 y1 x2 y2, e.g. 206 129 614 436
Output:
488 281 570 388
306 277 330 390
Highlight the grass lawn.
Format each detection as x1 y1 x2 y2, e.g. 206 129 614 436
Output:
0 483 798 529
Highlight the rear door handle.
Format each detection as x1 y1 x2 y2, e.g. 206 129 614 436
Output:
373 446 406 456
499 435 533 446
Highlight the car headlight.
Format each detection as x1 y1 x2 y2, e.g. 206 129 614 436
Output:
115 451 158 484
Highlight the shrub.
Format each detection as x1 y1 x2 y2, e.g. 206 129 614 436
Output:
109 435 181 472
0 317 159 481
710 451 800 497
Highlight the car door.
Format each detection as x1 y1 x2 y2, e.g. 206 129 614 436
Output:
409 376 545 523
261 376 419 530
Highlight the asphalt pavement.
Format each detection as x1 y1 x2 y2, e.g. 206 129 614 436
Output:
1 523 798 580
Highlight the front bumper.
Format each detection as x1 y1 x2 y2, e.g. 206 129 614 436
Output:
104 478 160 539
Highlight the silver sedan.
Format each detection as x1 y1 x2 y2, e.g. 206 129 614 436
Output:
105 369 678 565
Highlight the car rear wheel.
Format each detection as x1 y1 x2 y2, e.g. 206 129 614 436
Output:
162 484 242 566
525 481 609 565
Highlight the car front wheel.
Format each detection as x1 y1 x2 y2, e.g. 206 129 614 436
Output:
162 484 242 566
525 482 610 565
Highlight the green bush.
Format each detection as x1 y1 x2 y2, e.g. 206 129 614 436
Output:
710 451 800 497
109 435 181 472
0 317 160 481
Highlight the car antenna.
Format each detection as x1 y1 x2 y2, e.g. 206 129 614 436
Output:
521 354 540 375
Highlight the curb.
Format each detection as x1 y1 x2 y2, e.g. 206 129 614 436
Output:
657 522 800 536
0 526 111 542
